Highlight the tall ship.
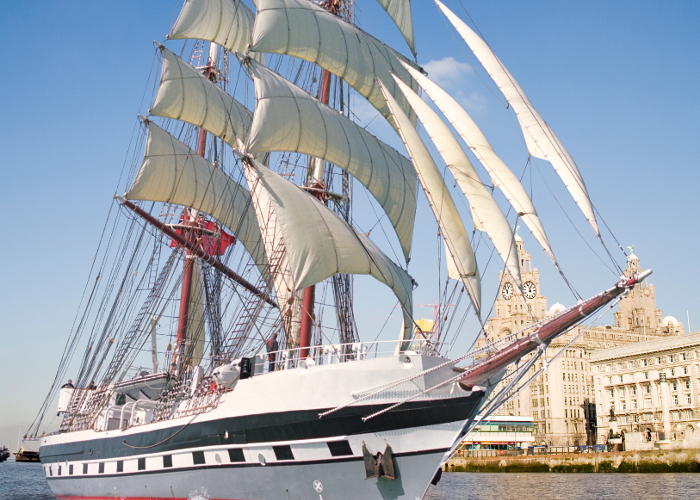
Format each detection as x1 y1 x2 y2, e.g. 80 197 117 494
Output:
28 0 647 498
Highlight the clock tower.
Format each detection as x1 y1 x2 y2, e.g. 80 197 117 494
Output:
485 235 548 341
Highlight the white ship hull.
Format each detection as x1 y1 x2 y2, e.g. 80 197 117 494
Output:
40 354 494 500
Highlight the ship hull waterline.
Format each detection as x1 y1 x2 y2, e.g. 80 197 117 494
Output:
41 354 496 500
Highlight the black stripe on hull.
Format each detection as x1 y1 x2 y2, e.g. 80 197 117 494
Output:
44 447 450 481
41 392 483 463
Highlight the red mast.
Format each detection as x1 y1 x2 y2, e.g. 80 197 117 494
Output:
298 1 339 359
173 49 215 372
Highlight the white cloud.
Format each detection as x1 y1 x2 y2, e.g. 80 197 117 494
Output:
423 57 473 88
422 57 487 115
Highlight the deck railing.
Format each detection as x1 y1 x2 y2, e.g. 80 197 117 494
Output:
254 338 450 375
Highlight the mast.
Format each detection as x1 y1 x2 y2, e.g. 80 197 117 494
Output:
298 0 340 360
174 44 215 372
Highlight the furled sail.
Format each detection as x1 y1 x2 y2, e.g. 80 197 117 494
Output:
392 75 521 289
435 0 599 236
375 0 416 56
125 121 267 276
399 61 557 266
186 262 206 367
379 82 481 318
249 0 420 127
169 0 263 64
150 47 252 151
245 59 417 261
244 157 415 342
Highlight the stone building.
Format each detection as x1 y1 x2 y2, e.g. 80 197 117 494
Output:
590 332 700 450
479 238 683 446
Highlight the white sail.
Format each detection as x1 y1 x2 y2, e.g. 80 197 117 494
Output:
249 0 420 127
187 262 206 367
399 60 557 266
169 0 263 63
435 0 599 236
126 122 267 275
375 0 415 56
242 162 303 347
150 47 252 151
245 59 417 261
245 157 414 341
392 75 521 289
378 82 481 318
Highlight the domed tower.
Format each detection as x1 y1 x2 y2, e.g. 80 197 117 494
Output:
613 249 682 336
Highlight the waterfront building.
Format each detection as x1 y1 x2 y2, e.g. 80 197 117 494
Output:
458 415 534 454
478 238 683 446
590 332 700 450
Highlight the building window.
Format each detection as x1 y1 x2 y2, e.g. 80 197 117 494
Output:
632 386 637 395
669 355 675 363
673 382 678 391
645 372 649 380
673 395 679 406
683 353 688 361
645 399 652 408
672 368 676 376
644 359 649 367
684 366 689 375
657 357 662 364
633 400 638 409
645 385 651 394
686 380 691 390
685 410 693 420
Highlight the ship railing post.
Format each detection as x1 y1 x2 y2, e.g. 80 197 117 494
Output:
352 342 361 361
282 350 291 370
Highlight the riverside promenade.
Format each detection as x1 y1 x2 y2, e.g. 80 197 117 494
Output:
445 449 700 473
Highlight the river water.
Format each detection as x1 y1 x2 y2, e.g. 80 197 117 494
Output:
3 462 700 499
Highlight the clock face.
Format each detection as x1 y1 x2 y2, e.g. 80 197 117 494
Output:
524 281 537 299
502 282 514 300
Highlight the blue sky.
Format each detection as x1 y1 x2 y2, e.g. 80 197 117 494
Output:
0 0 698 449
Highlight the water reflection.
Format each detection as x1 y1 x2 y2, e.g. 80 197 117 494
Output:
425 472 700 499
